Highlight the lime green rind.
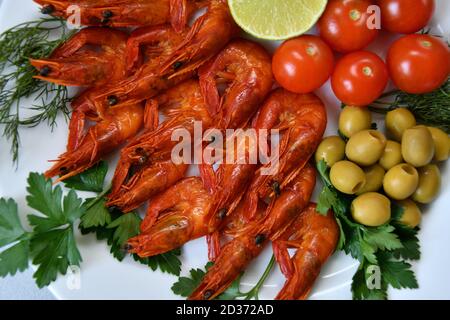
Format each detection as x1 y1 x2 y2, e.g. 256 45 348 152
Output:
229 0 328 40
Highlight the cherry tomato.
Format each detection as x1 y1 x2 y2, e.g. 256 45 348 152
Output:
378 0 435 34
318 0 379 53
331 51 389 106
387 34 450 94
272 35 334 93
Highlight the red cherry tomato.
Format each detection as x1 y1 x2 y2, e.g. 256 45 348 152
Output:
378 0 435 34
318 0 379 53
387 34 450 94
331 51 389 106
272 35 334 93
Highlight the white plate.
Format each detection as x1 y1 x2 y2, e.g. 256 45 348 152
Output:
0 0 449 300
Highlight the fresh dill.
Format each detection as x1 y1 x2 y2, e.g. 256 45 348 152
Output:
0 17 74 164
369 79 450 134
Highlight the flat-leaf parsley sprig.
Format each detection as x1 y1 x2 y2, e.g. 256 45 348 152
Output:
0 173 84 287
0 161 183 288
316 160 420 300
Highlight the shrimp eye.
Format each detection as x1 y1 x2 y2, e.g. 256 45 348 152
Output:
203 290 213 299
39 65 51 77
255 234 266 246
255 234 266 245
138 155 148 165
172 61 184 70
102 10 114 18
107 95 119 106
59 166 68 174
41 5 55 14
217 208 227 220
271 181 281 196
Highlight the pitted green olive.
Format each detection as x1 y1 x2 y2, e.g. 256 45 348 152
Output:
402 126 435 167
385 108 416 141
383 163 419 200
398 199 422 228
412 164 441 204
379 140 403 170
339 106 372 137
330 161 366 195
428 127 450 162
351 192 391 227
345 130 387 166
315 136 346 166
356 164 385 195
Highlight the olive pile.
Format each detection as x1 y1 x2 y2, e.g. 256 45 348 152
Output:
316 106 449 228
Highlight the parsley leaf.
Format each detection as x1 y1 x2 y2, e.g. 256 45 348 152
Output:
30 227 82 287
25 173 84 287
80 197 111 229
107 212 141 246
0 241 29 277
351 263 387 300
134 248 182 276
0 199 30 277
0 198 28 247
343 226 364 262
377 251 418 289
363 225 403 252
392 223 420 260
63 161 108 192
171 266 208 297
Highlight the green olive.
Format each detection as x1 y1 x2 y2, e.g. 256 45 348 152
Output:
345 130 387 166
401 126 435 167
383 163 419 200
330 161 366 195
379 140 403 170
412 164 441 204
356 164 385 195
315 136 346 166
351 192 391 227
398 199 422 228
428 127 450 162
339 106 372 138
385 108 416 141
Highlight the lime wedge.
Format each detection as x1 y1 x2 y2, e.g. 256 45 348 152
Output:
228 0 328 40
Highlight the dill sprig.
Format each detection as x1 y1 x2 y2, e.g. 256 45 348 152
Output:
0 18 74 164
369 79 450 133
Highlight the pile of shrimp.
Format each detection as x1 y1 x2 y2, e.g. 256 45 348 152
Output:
34 0 339 300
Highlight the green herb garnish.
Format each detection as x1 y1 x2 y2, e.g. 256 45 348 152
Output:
369 79 450 133
0 173 84 287
0 161 183 287
316 160 420 300
0 18 73 164
172 255 275 300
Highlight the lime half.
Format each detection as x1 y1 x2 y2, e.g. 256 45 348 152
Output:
228 0 328 40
